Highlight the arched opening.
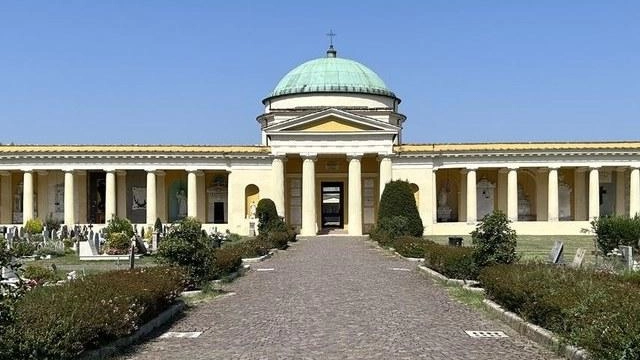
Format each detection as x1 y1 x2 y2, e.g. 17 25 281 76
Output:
245 184 260 219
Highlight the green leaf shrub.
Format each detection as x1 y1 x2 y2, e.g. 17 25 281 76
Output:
256 198 279 234
479 264 640 360
22 264 58 284
0 266 185 360
471 210 518 268
591 215 640 254
371 216 409 246
223 237 271 258
157 217 215 284
104 232 131 255
392 236 435 258
103 215 134 241
211 247 243 279
12 240 36 257
376 180 423 238
24 218 44 235
424 243 478 280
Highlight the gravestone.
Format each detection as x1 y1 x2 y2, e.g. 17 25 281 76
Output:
151 232 159 251
87 235 98 255
571 248 586 268
94 233 101 254
619 245 634 270
1 266 17 280
133 235 147 255
6 231 13 248
548 240 564 264
51 229 58 241
61 225 68 240
43 228 49 242
18 227 24 238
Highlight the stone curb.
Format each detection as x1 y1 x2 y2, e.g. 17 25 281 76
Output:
416 265 481 289
392 251 424 262
242 251 273 264
482 299 590 360
80 300 185 360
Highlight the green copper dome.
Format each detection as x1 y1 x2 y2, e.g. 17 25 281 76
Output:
265 47 397 101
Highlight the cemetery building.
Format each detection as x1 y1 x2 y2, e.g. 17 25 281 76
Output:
1 45 640 237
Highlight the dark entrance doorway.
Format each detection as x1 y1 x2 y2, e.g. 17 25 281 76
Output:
321 182 343 228
87 171 106 224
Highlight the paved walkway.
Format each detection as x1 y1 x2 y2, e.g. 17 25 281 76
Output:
123 237 560 359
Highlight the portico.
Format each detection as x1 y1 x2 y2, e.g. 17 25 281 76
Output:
1 45 640 237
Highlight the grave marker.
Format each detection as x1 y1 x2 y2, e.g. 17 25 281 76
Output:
571 248 586 268
548 240 564 264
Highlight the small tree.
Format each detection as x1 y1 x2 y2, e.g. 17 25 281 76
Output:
591 215 640 254
256 198 280 234
377 180 423 237
103 215 134 240
471 210 518 268
156 217 215 284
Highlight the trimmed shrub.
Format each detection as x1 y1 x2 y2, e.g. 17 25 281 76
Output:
377 180 423 237
424 243 478 280
372 216 410 246
157 217 215 284
223 237 271 258
0 266 185 359
471 210 518 268
392 236 435 258
211 247 243 279
591 215 640 254
104 232 130 255
256 198 279 234
24 218 44 235
480 264 640 360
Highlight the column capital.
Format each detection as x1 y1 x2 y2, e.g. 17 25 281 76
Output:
36 170 48 176
154 170 166 177
465 166 479 171
377 153 395 161
347 153 364 160
20 168 33 173
144 168 158 173
186 169 204 176
589 166 601 170
116 170 127 176
300 153 317 160
547 166 560 171
272 153 287 160
103 168 117 173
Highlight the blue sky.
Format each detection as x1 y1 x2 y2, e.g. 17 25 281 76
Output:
1 1 638 145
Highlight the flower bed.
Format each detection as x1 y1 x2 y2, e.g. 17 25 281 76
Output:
0 266 185 359
480 264 640 360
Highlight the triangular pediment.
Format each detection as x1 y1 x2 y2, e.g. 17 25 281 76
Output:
264 108 400 134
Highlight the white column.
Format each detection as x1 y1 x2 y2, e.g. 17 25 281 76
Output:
301 154 317 236
379 155 393 198
0 172 11 224
187 170 198 218
630 168 640 217
104 170 116 223
146 170 157 225
548 167 559 222
116 171 127 218
574 169 587 220
64 170 75 225
432 169 438 224
588 167 600 220
466 168 477 224
507 167 518 221
348 154 363 235
271 156 286 217
22 170 34 224
615 168 626 216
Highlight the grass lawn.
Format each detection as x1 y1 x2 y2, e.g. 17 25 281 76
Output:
27 253 158 274
427 235 596 264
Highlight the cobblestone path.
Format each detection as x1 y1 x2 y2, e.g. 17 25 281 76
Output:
123 236 560 359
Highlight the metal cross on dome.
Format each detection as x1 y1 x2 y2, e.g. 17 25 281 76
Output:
326 29 336 46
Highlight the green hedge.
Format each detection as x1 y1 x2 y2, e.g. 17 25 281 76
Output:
0 266 185 360
480 264 640 360
377 180 423 238
223 237 271 258
591 215 640 254
392 236 435 258
424 243 478 280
